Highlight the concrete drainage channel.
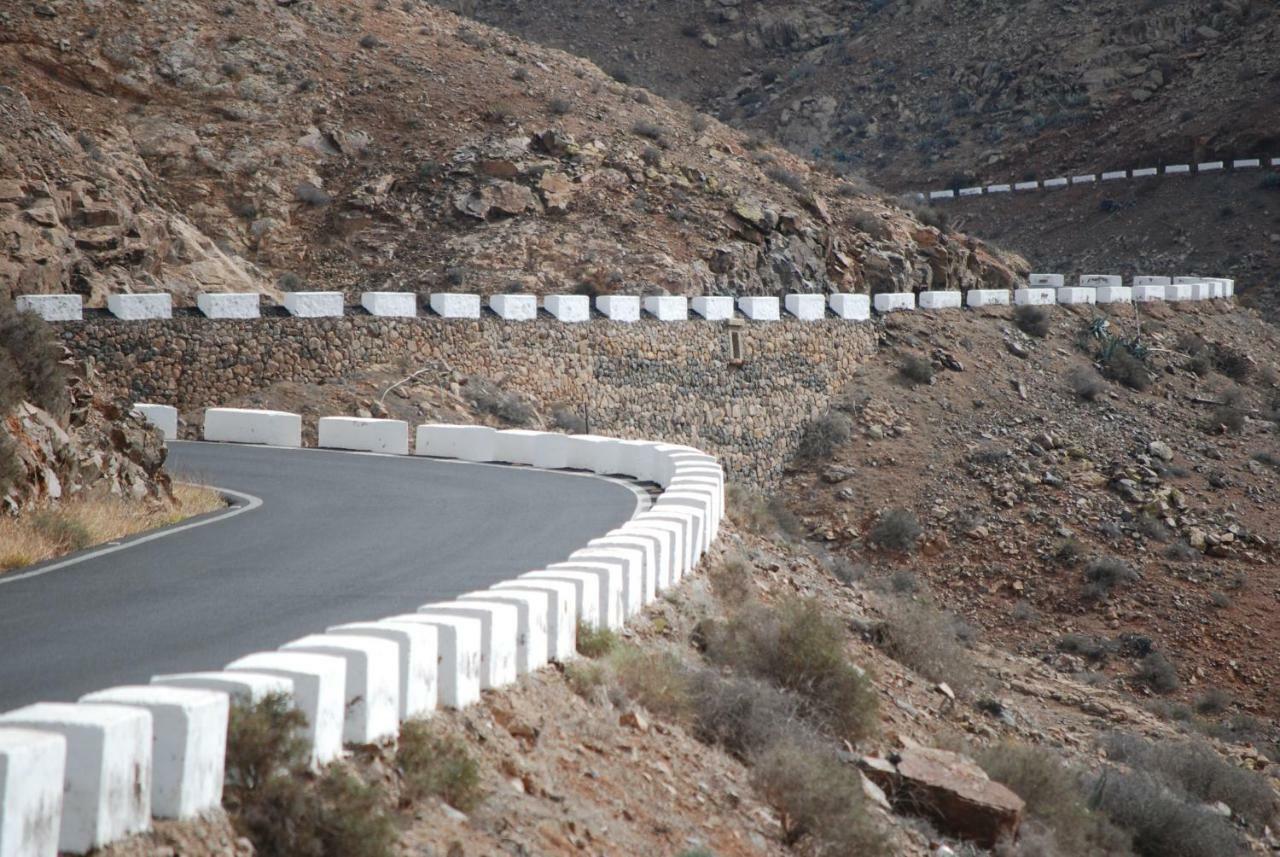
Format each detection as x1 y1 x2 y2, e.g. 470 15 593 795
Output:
0 413 724 857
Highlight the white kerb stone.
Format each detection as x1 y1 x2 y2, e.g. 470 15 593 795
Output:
107 293 171 320
196 293 259 319
490 580 578 662
917 291 961 310
361 292 417 318
151 671 293 705
414 424 497 461
282 292 344 318
1029 274 1064 287
1132 285 1166 302
784 294 825 320
1095 287 1133 304
691 296 734 320
280 635 400 744
571 546 647 614
0 727 65 857
492 428 545 465
828 293 870 320
15 294 82 322
489 294 537 321
327 622 438 719
225 652 346 766
595 295 640 322
873 292 914 313
1079 275 1122 288
545 561 624 630
590 533 660 602
317 417 409 455
737 296 780 321
1133 276 1172 286
643 295 688 320
0 704 151 855
132 404 178 441
544 294 589 322
459 589 550 674
966 289 1010 307
1173 276 1206 284
429 293 481 319
1014 288 1056 306
417 602 519 690
203 408 302 447
1056 288 1096 305
79 686 227 820
380 614 481 709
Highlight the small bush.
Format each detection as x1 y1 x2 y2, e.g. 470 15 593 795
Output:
1213 346 1252 381
686 669 798 758
869 508 922 552
899 354 934 385
1194 688 1232 716
1186 352 1213 377
1211 387 1246 433
358 33 380 49
1069 366 1105 401
1134 651 1179 694
632 121 666 142
1015 304 1051 338
1103 347 1150 391
709 552 754 605
1083 556 1138 599
397 719 483 811
0 432 21 498
1088 768 1244 857
29 510 92 552
1058 633 1113 663
238 768 396 857
0 299 68 417
876 599 978 694
1054 537 1085 566
610 647 692 720
549 403 586 434
765 166 810 195
464 377 534 425
547 96 573 116
795 410 852 462
224 693 309 802
576 621 618 658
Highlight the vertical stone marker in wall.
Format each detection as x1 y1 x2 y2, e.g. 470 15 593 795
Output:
107 293 171 321
489 579 578 662
544 295 589 323
459 589 550 673
489 294 537 320
0 703 152 855
196 293 260 319
1165 281 1195 301
0 727 65 857
737 296 780 321
1198 161 1224 172
429 293 481 319
379 614 482 709
691 296 734 320
966 290 1011 308
79 686 228 821
958 186 983 197
1014 288 1056 306
929 190 955 200
203 408 302 447
828 293 870 320
1233 159 1260 169
1165 164 1191 175
1043 177 1069 188
595 295 640 323
132 404 178 441
15 294 82 322
225 652 346 768
361 292 418 318
987 184 1012 193
917 291 962 310
282 292 344 318
1071 174 1097 184
784 293 826 320
643 295 688 321
1029 273 1064 288
873 292 915 313
317 417 409 455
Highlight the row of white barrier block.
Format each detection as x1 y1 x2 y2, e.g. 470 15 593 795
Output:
0 423 723 856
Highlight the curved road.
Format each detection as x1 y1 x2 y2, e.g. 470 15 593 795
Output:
0 442 640 709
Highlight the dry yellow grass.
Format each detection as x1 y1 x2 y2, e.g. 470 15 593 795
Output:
0 484 225 572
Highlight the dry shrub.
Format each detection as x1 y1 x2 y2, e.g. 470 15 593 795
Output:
869 508 922 552
610 647 693 720
1087 769 1245 857
1133 651 1180 694
397 719 483 811
575 621 618 658
1015 304 1051 338
875 599 979 694
795 410 852 462
724 484 801 539
899 354 934 385
1103 347 1150 391
464 376 534 425
1083 556 1138 600
549 403 586 433
709 552 754 606
686 669 799 758
1 298 67 418
1069 366 1105 401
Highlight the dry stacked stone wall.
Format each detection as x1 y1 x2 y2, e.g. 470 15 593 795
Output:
58 317 877 485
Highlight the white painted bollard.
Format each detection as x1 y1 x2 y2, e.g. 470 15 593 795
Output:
544 562 624 631
784 294 826 320
1133 276 1171 286
280 635 400 744
1132 167 1159 178
0 704 151 854
360 292 418 318
691 296 735 320
1043 177 1069 189
1029 273 1064 287
203 408 302 447
1165 283 1193 302
873 292 914 313
828 293 870 320
459 589 550 674
328 622 438 719
381 614 481 709
417 602 519 689
966 289 1010 308
929 190 955 200
151 671 293 705
1080 275 1122 288
1102 170 1128 181
1165 164 1191 175
132 404 178 440
282 292 343 317
519 570 601 630
595 295 640 322
917 291 961 310
15 294 82 322
225 652 346 766
107 293 171 321
79 686 227 820
490 580 577 662
429 293 481 319
489 294 536 321
570 546 647 614
1095 287 1133 304
737 296 780 321
1056 288 1096 305
544 295 589 322
1014 288 1056 306
414 424 497 461
1132 285 1166 302
197 293 259 319
642 295 688 321
317 417 409 455
0 728 65 857
1014 181 1039 191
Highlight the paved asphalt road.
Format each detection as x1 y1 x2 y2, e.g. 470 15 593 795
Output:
0 442 640 709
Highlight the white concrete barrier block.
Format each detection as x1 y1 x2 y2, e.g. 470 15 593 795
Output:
563 434 618 473
203 408 302 448
317 417 409 455
1188 282 1214 300
958 186 983 197
489 294 536 321
0 727 65 857
544 295 589 322
1133 276 1172 286
529 431 573 470
737 296 780 321
1080 275 1122 288
429 293 481 319
828 293 870 320
595 295 640 323
1133 167 1158 178
1014 181 1039 191
633 511 691 580
414 423 497 461
519 570 601 631
873 292 915 313
491 428 544 465
328 622 438 720
79 686 227 820
966 289 1010 308
619 524 676 590
987 184 1012 193
1014 288 1056 306
1102 170 1128 181
784 294 826 320
1272 158 1280 167
1132 285 1166 302
491 580 578 662
281 635 400 744
197 293 259 319
544 562 624 631
929 190 955 200
15 294 82 322
691 296 734 320
1233 159 1260 169
656 490 714 551
1208 277 1234 298
151 671 293 705
360 292 418 318
1071 174 1097 184
225 652 346 766
381 614 481 709
1173 276 1206 284
1096 286 1133 304
1029 274 1064 287
571 547 646 615
917 291 961 310
1198 161 1224 172
132 404 178 441
417 602 519 690
1165 284 1193 302
282 292 344 318
107 293 171 321
1043 178 1069 188
1056 287 1096 305
589 533 659 603
1165 164 1191 175
0 704 151 854
459 589 549 674
643 295 688 321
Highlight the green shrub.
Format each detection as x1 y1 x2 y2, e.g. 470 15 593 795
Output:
397 719 483 811
238 768 396 857
224 693 310 802
869 508 922 552
576 621 619 658
1015 304 1051 338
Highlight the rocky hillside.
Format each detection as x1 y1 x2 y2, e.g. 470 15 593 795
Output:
0 0 1021 307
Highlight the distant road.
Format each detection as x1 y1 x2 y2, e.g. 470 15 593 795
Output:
0 442 638 708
